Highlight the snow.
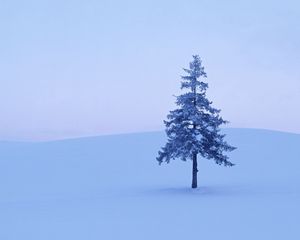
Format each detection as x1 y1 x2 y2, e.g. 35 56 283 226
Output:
0 128 299 239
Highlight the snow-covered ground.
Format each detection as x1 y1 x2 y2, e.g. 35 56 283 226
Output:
0 128 299 240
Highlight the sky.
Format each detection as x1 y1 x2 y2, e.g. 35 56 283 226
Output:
0 0 299 141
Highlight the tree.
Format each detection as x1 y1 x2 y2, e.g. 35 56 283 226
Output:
157 55 236 188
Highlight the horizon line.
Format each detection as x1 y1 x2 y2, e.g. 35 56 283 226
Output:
1 127 300 144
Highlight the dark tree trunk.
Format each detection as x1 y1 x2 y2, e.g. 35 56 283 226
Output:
191 84 198 189
192 153 198 188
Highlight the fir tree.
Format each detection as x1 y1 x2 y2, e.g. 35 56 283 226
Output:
157 55 236 188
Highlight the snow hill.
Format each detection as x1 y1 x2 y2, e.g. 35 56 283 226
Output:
0 128 299 240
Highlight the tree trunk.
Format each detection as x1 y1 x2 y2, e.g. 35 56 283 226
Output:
192 153 198 188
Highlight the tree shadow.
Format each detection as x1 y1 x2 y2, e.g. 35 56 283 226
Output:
142 183 296 197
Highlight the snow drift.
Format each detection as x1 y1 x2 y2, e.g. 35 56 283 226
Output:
0 128 299 240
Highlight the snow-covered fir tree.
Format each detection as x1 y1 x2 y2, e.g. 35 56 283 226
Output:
157 55 236 188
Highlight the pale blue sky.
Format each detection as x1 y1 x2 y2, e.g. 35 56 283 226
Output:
0 0 299 140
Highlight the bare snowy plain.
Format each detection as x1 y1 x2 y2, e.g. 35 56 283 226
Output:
0 128 299 240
